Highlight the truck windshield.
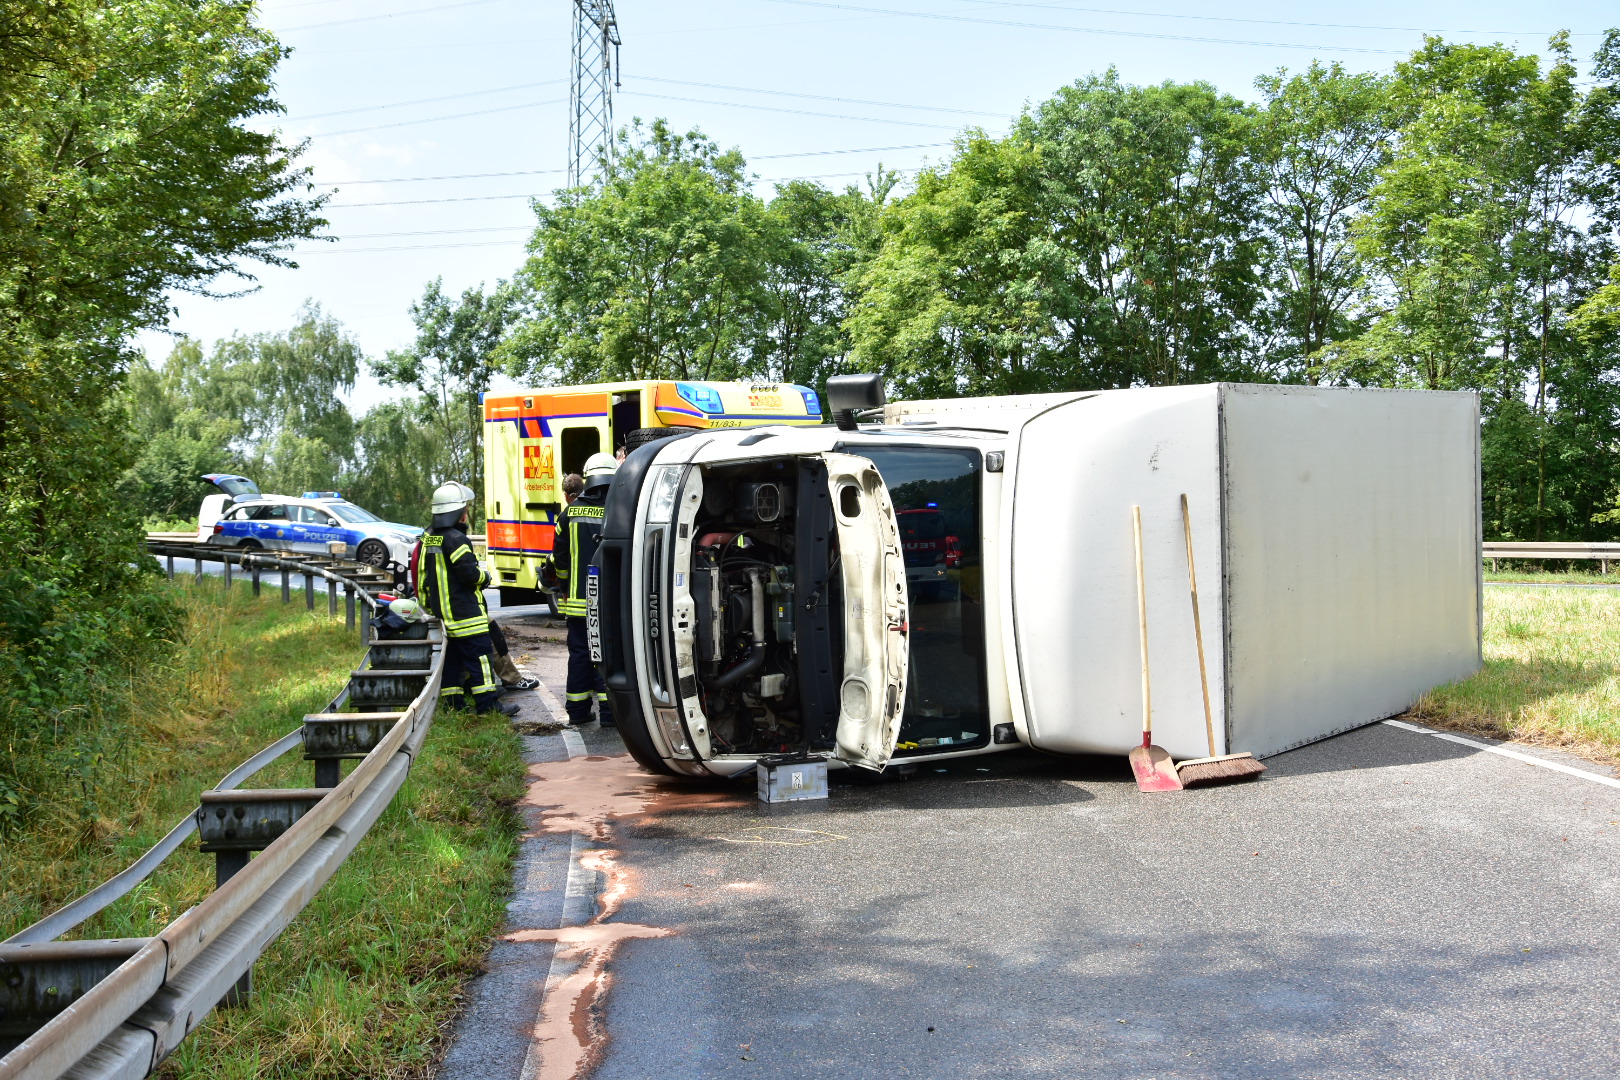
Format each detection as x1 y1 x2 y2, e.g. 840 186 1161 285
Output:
854 446 990 753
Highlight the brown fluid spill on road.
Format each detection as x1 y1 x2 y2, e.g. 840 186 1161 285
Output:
505 923 671 1080
519 753 747 842
512 753 745 1078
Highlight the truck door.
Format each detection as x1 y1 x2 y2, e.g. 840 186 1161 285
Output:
824 453 910 771
610 391 642 453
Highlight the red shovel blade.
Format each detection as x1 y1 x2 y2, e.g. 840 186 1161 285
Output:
1129 743 1184 792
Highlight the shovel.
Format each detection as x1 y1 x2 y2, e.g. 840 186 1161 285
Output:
1128 505 1182 793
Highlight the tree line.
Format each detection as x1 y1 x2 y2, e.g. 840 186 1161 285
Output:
134 33 1620 548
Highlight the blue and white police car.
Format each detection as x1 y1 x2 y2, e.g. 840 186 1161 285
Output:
203 482 421 569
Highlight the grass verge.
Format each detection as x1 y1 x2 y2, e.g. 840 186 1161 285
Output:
1484 567 1620 584
1412 586 1620 771
0 577 524 1079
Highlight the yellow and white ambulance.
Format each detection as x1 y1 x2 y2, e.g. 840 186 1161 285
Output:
482 380 824 607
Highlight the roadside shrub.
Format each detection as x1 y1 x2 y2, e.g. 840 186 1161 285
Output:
0 566 182 836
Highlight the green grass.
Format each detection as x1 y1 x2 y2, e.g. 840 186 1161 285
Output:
1484 565 1620 584
0 577 524 1079
1413 587 1620 769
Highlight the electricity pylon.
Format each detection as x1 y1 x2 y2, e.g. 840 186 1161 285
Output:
568 0 620 187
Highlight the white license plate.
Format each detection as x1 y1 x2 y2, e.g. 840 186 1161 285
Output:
586 565 602 663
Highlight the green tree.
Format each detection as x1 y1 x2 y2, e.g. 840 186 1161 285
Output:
0 0 321 817
373 278 518 489
1252 63 1392 381
121 338 244 521
341 400 444 528
501 120 770 384
749 173 898 389
121 305 361 518
845 132 1048 396
850 73 1266 394
1332 36 1617 540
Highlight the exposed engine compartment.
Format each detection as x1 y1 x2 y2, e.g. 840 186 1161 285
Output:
685 461 837 756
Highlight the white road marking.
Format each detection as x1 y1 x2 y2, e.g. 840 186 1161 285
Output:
518 690 594 1080
1382 719 1620 790
561 726 586 760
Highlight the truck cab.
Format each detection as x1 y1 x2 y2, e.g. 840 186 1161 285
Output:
591 410 1015 778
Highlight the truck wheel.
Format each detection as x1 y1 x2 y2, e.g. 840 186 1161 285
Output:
625 427 686 451
356 539 389 567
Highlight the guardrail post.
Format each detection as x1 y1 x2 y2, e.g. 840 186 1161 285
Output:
252 559 262 597
281 565 290 604
214 849 252 1004
305 571 315 611
166 551 175 580
194 553 204 585
328 578 338 616
198 789 329 1006
223 553 233 590
346 584 356 630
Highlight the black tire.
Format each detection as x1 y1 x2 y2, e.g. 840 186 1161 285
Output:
356 538 389 567
239 539 262 550
625 426 687 451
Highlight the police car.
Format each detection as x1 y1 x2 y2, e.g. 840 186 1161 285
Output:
203 482 421 569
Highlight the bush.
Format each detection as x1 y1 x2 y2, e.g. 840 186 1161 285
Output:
0 566 182 835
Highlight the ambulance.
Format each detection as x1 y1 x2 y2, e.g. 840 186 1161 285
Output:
482 380 825 608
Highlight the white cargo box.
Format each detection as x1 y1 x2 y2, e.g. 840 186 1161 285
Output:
1001 383 1482 760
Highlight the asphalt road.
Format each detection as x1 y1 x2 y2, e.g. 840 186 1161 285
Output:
438 627 1620 1080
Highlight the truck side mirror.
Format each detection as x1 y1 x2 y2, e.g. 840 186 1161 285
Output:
825 374 886 431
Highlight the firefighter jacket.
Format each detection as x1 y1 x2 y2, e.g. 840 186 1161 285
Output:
551 487 608 618
414 525 490 638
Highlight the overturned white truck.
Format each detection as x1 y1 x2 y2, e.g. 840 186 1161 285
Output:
589 380 1482 779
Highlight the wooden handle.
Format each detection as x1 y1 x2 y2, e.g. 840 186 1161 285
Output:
1181 493 1217 758
1133 505 1151 745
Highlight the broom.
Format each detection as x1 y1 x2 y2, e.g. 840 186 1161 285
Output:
1128 505 1183 793
1173 493 1266 787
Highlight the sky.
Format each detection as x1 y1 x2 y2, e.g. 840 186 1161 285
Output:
134 0 1617 412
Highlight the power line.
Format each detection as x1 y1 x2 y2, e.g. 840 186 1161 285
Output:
294 239 529 253
338 226 534 238
324 168 567 186
315 143 951 186
631 76 1006 118
959 0 1606 38
621 91 969 130
754 0 1409 54
286 79 566 122
282 0 514 32
306 98 566 138
330 192 541 208
325 167 927 209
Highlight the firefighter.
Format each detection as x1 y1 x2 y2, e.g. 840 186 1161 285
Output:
550 453 616 725
415 482 518 717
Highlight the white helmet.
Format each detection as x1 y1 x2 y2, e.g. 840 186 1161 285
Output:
582 452 618 494
430 481 475 527
388 597 426 623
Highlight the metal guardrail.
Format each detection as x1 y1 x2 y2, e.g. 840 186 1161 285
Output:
0 543 445 1079
1483 541 1620 572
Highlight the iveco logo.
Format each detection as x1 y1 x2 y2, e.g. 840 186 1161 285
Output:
648 594 661 639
